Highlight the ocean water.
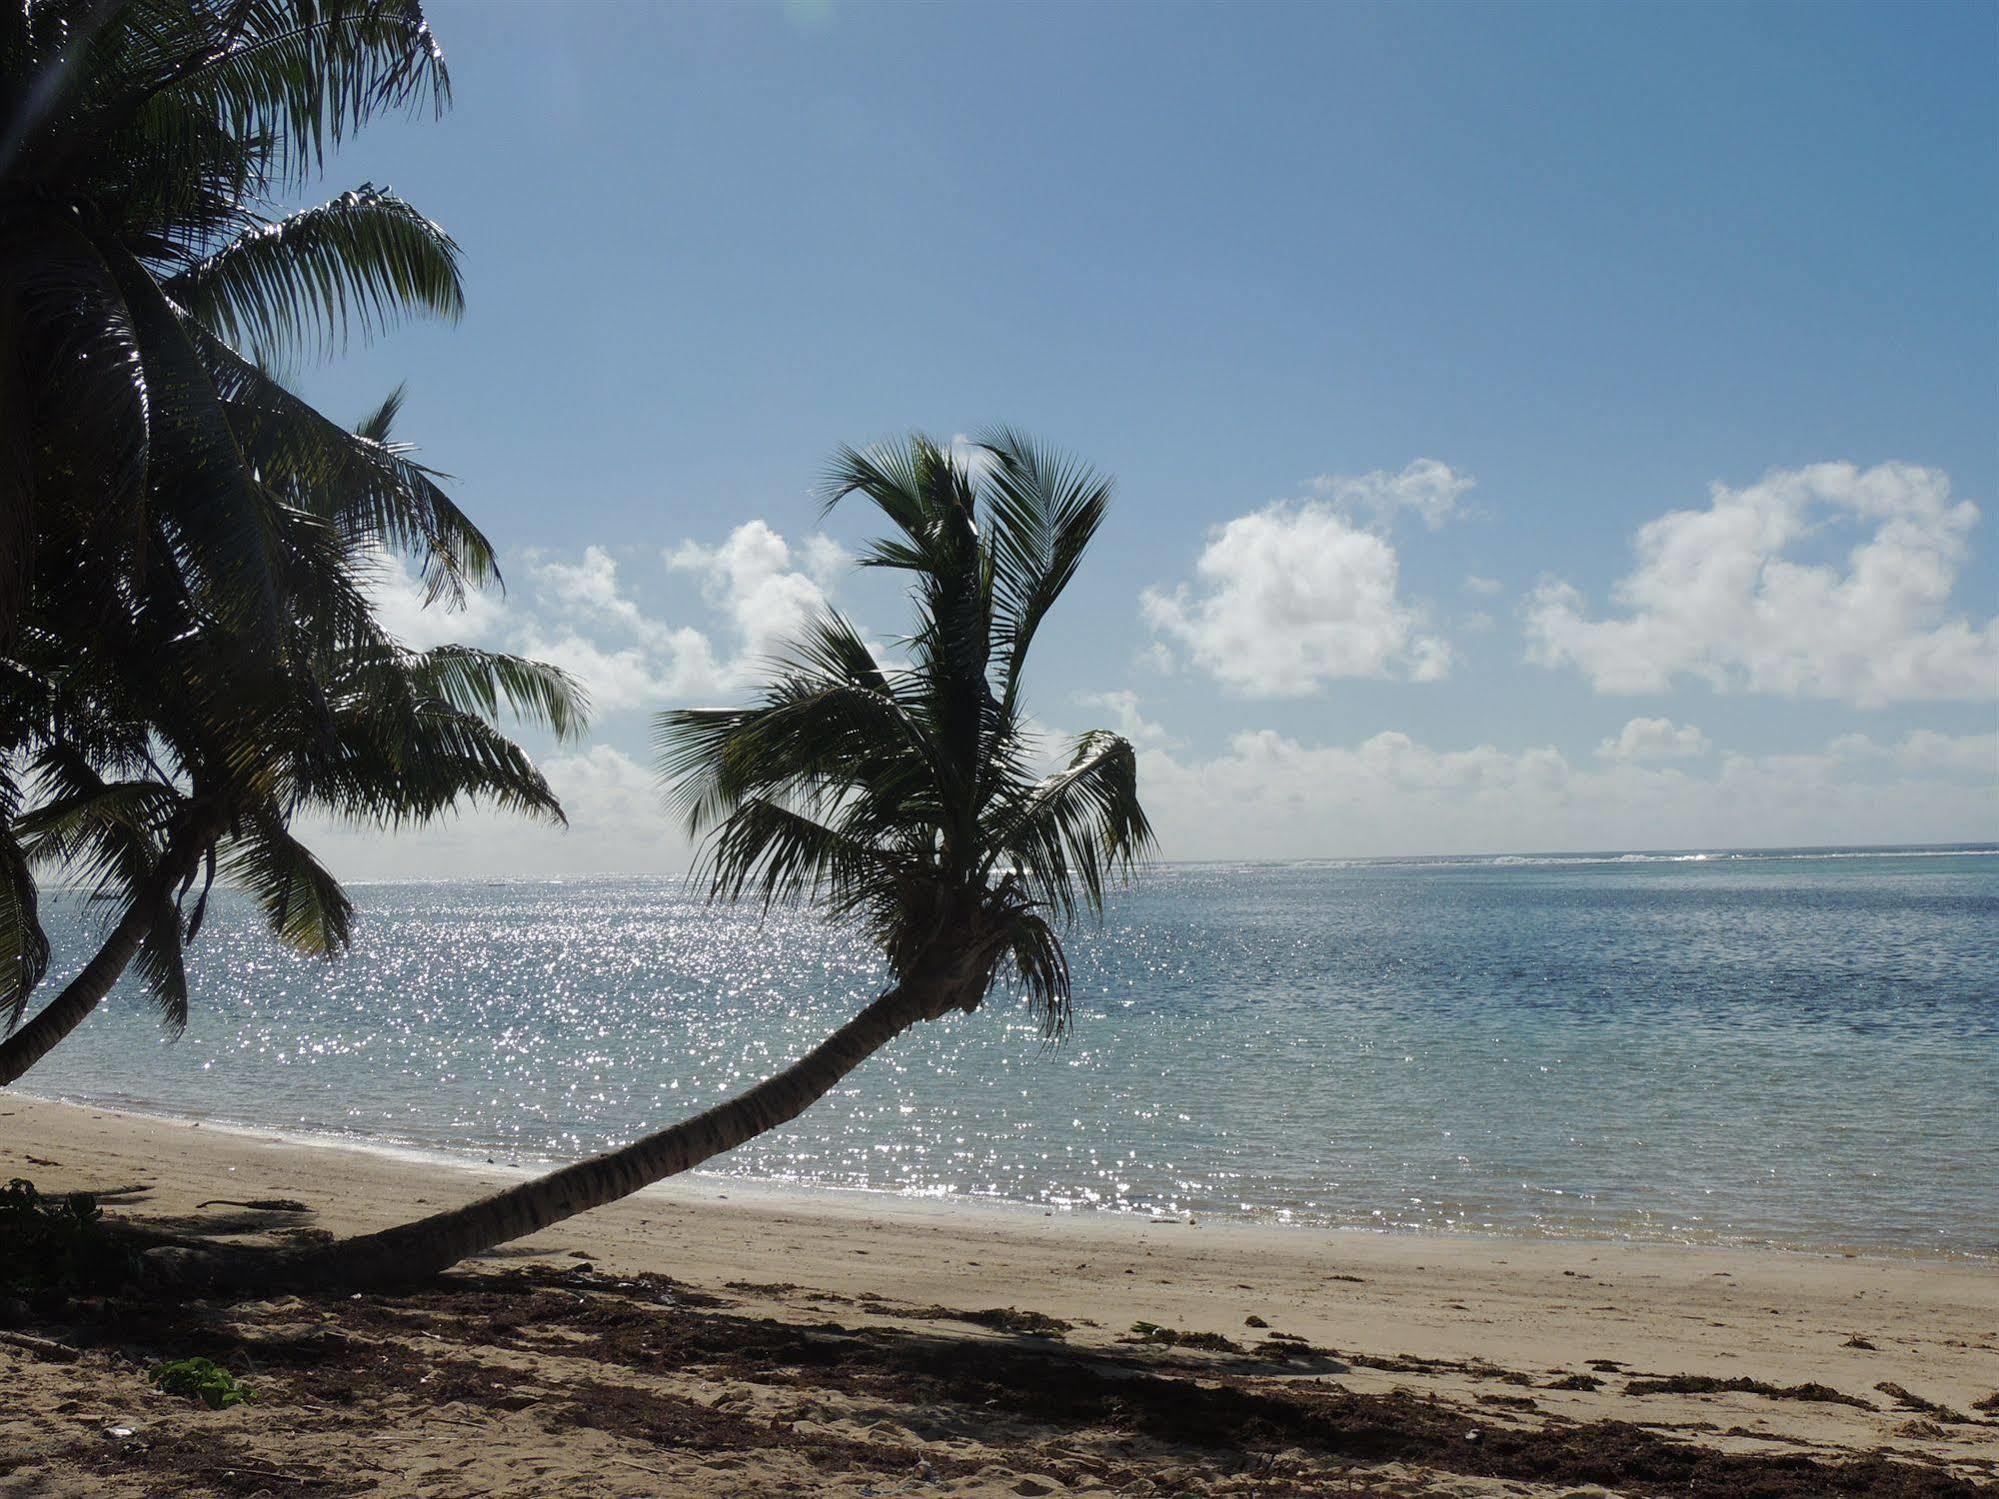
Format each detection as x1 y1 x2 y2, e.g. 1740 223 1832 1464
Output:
18 847 1999 1256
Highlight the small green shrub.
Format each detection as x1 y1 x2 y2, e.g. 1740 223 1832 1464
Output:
151 1357 254 1409
0 1178 141 1292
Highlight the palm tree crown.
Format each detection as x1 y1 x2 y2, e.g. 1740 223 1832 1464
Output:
2 0 478 647
659 430 1152 1036
0 392 585 1065
0 2 589 1069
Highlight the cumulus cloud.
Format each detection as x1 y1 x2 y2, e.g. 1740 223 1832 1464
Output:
1896 729 1998 775
1143 501 1451 696
946 432 1001 479
307 663 1997 877
1526 462 1999 708
512 623 722 714
1828 728 1997 776
367 521 845 715
1307 459 1475 531
533 547 662 641
1596 717 1711 763
538 743 680 841
361 549 510 651
666 520 847 667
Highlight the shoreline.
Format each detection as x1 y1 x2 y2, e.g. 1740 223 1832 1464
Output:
9 1086 1989 1266
5 1092 1996 1495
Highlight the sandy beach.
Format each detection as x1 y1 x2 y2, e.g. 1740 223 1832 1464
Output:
1 1094 1993 1496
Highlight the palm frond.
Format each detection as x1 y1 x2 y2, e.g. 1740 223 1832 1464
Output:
983 730 1151 921
220 806 352 956
195 326 497 602
976 425 1111 713
107 0 449 186
697 796 899 914
352 382 405 443
0 213 152 541
131 881 192 1030
16 752 181 902
0 329 34 647
667 431 1147 1032
992 904 1071 1038
0 824 52 1032
381 644 587 742
309 686 567 829
165 183 462 357
102 237 286 650
657 668 936 842
820 437 994 859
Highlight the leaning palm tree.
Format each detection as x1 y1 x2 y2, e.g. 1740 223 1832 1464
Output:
180 430 1149 1289
0 1 536 1052
0 397 585 1084
0 629 584 1084
2 0 471 1015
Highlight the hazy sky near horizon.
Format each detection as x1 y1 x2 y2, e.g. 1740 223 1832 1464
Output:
294 0 1997 876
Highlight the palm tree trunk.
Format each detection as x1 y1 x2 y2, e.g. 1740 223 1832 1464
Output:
258 980 938 1289
0 825 211 1086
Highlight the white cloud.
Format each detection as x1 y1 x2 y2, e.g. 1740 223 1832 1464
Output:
1307 459 1475 531
362 549 509 651
1896 729 1998 775
1829 728 1996 776
1132 722 1996 861
1464 573 1503 596
1073 689 1182 751
540 743 680 843
1143 502 1451 696
301 744 688 880
368 521 846 716
666 519 846 669
1526 462 1999 708
518 547 738 711
510 623 722 713
306 665 1997 877
946 432 1000 479
1596 716 1711 763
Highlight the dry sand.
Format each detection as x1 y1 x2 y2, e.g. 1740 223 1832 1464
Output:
2 1093 1994 1497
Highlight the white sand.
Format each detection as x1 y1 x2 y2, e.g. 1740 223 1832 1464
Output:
3 1094 1994 1496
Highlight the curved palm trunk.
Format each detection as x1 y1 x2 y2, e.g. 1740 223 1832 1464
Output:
257 982 937 1289
0 826 211 1086
0 899 154 1085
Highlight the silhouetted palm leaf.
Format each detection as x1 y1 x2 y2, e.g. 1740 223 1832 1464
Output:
166 183 462 357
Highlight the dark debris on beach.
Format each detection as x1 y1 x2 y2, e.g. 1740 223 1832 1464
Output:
2 1263 1991 1498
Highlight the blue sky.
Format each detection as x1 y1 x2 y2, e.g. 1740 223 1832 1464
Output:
297 0 1996 873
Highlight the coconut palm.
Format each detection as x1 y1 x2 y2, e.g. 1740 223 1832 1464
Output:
0 0 516 1050
0 396 586 1085
0 623 583 1083
0 0 472 649
191 430 1150 1289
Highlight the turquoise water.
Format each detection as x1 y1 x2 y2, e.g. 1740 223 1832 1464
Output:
19 847 1999 1255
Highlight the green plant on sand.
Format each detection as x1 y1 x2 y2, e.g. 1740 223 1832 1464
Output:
151 1356 254 1409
